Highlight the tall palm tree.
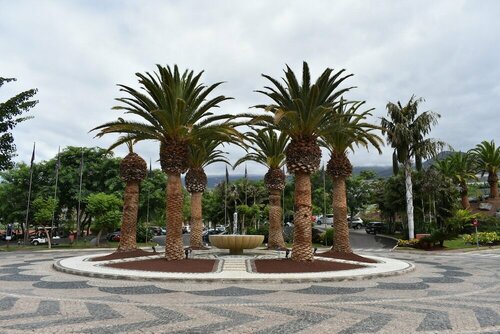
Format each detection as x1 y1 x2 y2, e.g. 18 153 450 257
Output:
320 100 383 253
433 152 478 209
253 62 354 261
116 140 147 252
92 65 235 260
381 95 445 240
186 138 230 248
234 128 289 250
470 140 500 199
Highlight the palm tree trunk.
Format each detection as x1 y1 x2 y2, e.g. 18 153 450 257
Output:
488 172 498 198
117 182 139 252
268 189 286 249
189 192 204 248
460 182 470 209
291 172 313 261
331 177 352 253
404 161 415 239
165 173 184 260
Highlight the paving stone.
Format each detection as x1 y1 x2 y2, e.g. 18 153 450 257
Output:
98 285 173 295
32 280 93 289
188 286 276 297
292 285 365 295
376 282 430 290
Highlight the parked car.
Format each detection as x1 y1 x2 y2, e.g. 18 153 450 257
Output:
316 214 334 226
365 222 386 234
106 231 121 241
30 236 60 246
348 216 364 229
202 228 226 242
1 233 19 241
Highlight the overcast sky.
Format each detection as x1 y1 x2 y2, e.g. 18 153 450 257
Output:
1 0 499 175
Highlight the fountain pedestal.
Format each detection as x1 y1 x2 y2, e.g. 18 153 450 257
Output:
209 235 264 255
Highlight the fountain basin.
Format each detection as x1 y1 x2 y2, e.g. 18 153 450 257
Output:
209 235 264 255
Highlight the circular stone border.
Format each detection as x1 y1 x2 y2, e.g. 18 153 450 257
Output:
53 253 415 283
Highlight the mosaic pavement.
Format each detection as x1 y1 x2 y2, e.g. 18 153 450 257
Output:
0 249 498 333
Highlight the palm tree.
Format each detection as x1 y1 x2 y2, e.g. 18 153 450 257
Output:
253 62 354 261
433 152 478 209
116 140 147 252
470 140 500 199
234 128 289 250
320 100 383 253
186 138 230 248
92 65 235 260
381 95 445 239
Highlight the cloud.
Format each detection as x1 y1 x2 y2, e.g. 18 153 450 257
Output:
1 0 498 175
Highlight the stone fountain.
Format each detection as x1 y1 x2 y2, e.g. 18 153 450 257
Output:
209 212 264 255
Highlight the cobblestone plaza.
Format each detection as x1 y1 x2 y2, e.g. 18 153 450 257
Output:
0 249 498 333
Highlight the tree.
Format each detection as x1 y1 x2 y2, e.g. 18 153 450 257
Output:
433 152 478 209
186 137 230 248
321 100 382 253
0 77 38 170
116 140 147 252
381 96 445 239
32 197 57 248
253 62 354 261
92 65 236 260
470 140 500 199
86 193 122 247
346 171 377 219
234 128 288 249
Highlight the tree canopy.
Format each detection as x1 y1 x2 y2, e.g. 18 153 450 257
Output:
0 77 38 170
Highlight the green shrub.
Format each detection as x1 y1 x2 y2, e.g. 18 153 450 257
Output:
462 232 499 245
320 228 334 246
397 238 419 247
247 225 269 243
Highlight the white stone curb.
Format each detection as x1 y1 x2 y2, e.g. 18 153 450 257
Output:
53 252 414 283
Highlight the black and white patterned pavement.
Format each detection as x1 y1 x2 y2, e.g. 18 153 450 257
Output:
0 249 498 333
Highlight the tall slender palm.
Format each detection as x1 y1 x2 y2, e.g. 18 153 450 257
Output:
116 140 147 252
253 62 354 261
470 140 500 199
234 128 289 249
320 100 383 253
433 152 478 209
92 65 235 260
186 138 230 248
381 95 445 240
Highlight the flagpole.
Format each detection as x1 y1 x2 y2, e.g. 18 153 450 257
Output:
24 142 36 245
76 148 84 242
49 146 61 247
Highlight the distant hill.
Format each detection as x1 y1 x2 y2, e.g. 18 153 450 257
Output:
204 167 394 188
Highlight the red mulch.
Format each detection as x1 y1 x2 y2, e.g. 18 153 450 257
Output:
252 259 365 273
315 251 378 264
105 258 218 273
91 249 157 262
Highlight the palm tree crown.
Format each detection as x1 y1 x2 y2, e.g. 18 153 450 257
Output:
92 64 236 173
470 140 500 198
381 95 445 173
234 128 288 170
